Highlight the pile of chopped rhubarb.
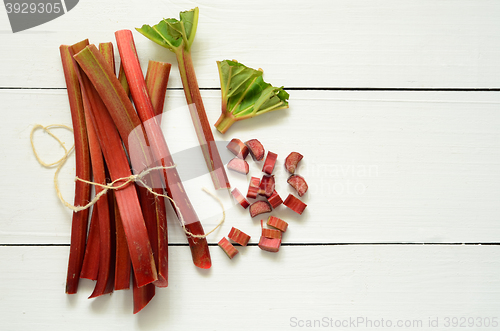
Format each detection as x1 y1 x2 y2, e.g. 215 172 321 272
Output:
222 138 308 256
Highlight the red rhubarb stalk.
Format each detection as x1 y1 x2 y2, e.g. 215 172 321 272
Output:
83 42 115 297
136 8 230 190
73 50 157 287
144 60 171 287
60 40 92 294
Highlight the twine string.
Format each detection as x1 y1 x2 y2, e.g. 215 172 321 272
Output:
30 124 225 239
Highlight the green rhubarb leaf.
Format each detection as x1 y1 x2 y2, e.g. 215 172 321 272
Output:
136 7 199 53
217 60 289 119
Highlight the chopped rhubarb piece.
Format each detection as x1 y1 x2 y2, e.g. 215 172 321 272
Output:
258 175 275 198
231 188 250 209
267 190 283 208
246 176 261 199
226 138 249 159
267 216 288 232
249 200 272 218
245 139 265 161
227 157 249 175
285 151 303 174
262 228 282 239
261 219 282 239
262 151 278 174
228 227 251 246
287 174 308 197
218 237 238 259
283 194 307 215
258 236 281 252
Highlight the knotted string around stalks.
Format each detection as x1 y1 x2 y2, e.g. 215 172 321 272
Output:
30 124 225 239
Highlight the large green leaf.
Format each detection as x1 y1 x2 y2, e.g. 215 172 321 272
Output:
217 60 289 119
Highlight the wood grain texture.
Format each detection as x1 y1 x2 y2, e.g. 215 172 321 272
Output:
0 0 498 327
0 0 499 88
1 245 498 330
1 89 499 244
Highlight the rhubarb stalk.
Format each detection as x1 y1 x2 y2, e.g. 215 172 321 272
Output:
136 7 231 190
143 60 171 287
59 40 92 294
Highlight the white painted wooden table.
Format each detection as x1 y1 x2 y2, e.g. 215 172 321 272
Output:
1 1 499 330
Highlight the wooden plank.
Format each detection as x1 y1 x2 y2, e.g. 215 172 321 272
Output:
0 0 499 88
1 89 499 244
0 245 499 330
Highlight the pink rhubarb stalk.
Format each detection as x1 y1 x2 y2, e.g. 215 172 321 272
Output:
60 40 92 294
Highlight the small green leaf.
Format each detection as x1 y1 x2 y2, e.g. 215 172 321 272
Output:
136 7 199 53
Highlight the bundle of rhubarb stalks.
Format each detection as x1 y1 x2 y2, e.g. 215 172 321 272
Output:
60 30 224 313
